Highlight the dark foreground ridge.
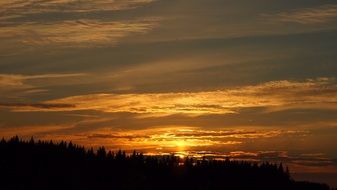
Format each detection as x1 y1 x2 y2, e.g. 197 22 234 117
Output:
0 136 332 190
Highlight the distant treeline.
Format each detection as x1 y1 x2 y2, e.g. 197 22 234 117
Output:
0 136 332 190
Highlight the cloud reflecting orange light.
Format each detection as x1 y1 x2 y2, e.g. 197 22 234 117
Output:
3 78 336 115
6 126 307 153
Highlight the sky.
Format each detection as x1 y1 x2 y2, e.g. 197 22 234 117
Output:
1 0 337 187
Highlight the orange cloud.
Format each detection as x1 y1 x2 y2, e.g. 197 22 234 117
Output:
5 78 336 115
1 125 306 151
35 126 306 151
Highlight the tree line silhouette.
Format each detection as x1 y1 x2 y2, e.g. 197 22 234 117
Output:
0 136 332 190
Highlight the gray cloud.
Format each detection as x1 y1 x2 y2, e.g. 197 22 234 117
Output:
0 102 75 109
263 4 337 24
0 73 87 101
0 0 158 53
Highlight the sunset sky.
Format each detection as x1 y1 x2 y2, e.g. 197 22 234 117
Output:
1 0 337 186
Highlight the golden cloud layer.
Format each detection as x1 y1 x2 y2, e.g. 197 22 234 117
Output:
4 78 336 115
4 125 306 151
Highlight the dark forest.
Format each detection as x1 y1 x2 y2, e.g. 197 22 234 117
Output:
0 136 333 190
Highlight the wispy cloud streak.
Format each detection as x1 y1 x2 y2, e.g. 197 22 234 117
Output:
264 4 337 24
0 0 155 16
13 126 306 151
4 78 336 114
0 73 86 87
0 0 158 50
0 19 157 47
0 73 87 99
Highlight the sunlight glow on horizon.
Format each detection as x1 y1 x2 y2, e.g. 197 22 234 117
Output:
1 0 337 187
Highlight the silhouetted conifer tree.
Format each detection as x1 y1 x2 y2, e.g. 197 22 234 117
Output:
0 136 332 190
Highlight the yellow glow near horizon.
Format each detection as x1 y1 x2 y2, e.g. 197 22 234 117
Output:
5 126 309 154
1 125 311 153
